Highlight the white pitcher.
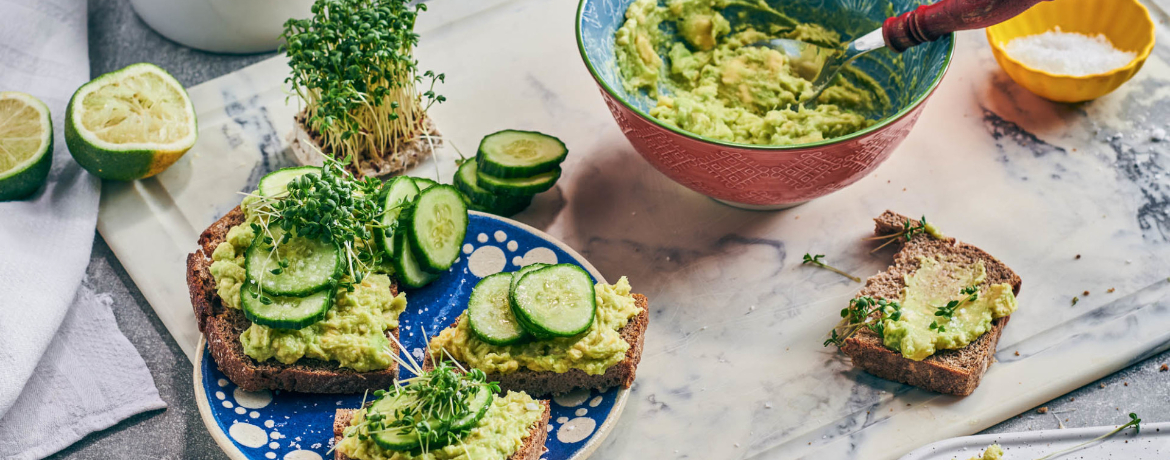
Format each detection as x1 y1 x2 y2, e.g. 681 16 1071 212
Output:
130 0 314 53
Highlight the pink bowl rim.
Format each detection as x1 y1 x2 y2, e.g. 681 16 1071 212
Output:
574 0 956 152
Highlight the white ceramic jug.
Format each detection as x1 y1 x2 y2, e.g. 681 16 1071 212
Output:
130 0 314 53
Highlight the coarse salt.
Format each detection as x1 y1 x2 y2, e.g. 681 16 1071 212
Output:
1004 27 1135 77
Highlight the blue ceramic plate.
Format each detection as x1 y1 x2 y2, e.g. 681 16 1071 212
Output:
195 211 629 460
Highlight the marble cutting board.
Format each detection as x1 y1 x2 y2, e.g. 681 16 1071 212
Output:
96 0 1170 459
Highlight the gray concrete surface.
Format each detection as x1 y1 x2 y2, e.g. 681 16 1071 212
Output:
51 0 1170 458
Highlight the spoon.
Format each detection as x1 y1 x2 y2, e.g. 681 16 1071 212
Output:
754 0 1048 104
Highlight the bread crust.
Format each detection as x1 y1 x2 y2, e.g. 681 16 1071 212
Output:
424 294 650 397
187 206 399 393
839 210 1022 396
332 400 551 460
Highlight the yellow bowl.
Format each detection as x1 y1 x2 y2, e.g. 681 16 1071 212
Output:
985 0 1155 103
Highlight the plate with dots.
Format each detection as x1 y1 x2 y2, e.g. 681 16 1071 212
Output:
195 211 631 460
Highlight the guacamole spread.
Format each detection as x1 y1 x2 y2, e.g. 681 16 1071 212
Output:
208 200 407 372
430 277 642 375
881 257 1018 361
336 391 544 460
614 0 889 145
964 444 1004 460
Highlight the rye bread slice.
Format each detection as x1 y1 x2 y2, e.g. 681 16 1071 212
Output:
839 210 1023 396
187 206 399 393
423 294 650 397
332 400 551 460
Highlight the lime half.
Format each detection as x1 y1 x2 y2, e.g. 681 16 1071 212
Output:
0 92 53 201
65 63 197 181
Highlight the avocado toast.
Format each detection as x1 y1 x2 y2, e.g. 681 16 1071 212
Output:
332 357 550 460
188 206 402 393
836 211 1022 396
425 265 650 397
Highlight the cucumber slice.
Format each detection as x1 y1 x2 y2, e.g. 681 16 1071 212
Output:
454 159 497 205
468 198 532 217
510 264 596 338
476 168 561 196
407 185 468 273
449 387 494 430
376 176 420 259
392 232 438 289
411 177 438 191
477 130 567 178
367 392 424 451
468 273 528 345
240 282 334 330
510 263 549 293
259 166 320 197
244 226 340 297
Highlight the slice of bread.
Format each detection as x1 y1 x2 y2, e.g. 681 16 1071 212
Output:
839 211 1023 396
423 294 650 397
332 400 551 460
186 206 399 393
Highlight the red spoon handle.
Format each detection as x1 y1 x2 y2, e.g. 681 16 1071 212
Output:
883 0 1047 52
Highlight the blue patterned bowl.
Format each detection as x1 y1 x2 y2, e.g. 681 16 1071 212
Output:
576 0 955 208
196 212 628 460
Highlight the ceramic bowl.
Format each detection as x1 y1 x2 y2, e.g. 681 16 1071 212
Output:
985 0 1155 103
576 0 954 209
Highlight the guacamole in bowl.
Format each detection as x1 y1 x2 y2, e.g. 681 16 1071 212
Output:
576 0 953 207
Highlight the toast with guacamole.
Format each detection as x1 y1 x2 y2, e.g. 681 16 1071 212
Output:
830 211 1022 396
331 361 550 460
187 162 469 393
426 265 649 396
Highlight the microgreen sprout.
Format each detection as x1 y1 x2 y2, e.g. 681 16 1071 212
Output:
865 216 933 252
824 296 902 347
929 285 979 333
338 329 498 456
1033 413 1141 460
282 0 446 175
802 253 861 283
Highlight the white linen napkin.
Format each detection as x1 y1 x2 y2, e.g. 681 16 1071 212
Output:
0 0 166 458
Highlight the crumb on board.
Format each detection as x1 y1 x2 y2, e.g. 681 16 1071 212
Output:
1083 290 1090 296
1071 296 1080 306
1015 351 1020 356
1160 363 1168 372
1075 254 1081 259
1037 407 1049 414
1100 383 1107 388
1108 287 1116 293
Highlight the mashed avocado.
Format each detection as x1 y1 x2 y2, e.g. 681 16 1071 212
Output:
208 202 406 372
881 257 1018 361
614 0 889 145
430 277 642 375
964 444 1004 460
336 391 544 460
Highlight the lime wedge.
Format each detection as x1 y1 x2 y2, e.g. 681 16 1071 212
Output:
0 92 53 201
65 63 197 181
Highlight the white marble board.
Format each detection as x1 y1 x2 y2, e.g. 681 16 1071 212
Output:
96 0 1170 459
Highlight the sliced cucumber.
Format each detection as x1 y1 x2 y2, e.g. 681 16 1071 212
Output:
510 263 549 293
411 177 438 191
454 159 497 205
468 273 528 345
240 282 334 330
367 392 425 451
407 185 468 273
259 166 320 197
376 176 420 259
392 232 438 289
477 130 567 178
476 168 561 196
511 264 596 338
468 195 533 217
244 226 340 297
449 387 494 430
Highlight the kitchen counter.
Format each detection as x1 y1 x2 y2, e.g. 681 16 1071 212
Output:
53 0 1170 458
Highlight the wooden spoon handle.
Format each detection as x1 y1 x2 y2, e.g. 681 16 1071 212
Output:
882 0 1048 52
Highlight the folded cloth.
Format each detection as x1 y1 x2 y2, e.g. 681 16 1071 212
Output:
0 0 166 457
0 286 167 460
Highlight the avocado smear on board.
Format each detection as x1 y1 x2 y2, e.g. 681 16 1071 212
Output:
881 257 1018 361
965 444 1004 460
614 0 890 145
208 197 407 372
429 277 642 375
336 391 544 460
